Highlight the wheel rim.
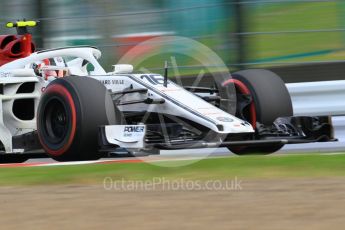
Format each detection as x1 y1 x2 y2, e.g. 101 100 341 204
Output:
43 97 69 144
222 78 257 128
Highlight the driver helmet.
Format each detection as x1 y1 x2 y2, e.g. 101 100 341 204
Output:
36 57 67 80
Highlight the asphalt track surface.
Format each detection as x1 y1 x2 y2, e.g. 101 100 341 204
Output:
19 142 345 166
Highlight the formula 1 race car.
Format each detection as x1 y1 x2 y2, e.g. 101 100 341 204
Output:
0 21 334 163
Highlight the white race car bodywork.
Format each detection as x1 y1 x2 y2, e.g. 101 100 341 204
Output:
0 46 253 153
0 76 42 153
98 74 253 133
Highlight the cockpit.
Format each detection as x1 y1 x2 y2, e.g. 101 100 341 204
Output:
32 56 92 80
0 46 107 78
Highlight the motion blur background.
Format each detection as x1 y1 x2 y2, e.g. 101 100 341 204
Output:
0 0 344 82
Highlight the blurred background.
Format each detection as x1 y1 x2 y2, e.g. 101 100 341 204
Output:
0 0 344 82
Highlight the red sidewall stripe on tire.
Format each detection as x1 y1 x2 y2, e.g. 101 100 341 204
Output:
222 78 257 129
38 84 77 156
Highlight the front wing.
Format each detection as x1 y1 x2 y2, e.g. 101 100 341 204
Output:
98 115 335 151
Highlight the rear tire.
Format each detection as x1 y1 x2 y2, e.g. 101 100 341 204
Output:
37 76 122 161
223 69 293 155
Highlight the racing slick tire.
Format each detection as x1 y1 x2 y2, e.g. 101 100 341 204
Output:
37 76 122 161
222 69 293 155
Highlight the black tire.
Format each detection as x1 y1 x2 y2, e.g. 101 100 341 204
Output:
37 76 122 161
232 69 293 125
224 69 293 155
0 154 28 163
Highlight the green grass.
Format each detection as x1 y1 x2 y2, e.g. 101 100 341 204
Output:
246 1 345 63
1 154 345 186
98 2 345 75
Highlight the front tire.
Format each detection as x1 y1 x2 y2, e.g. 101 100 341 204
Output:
37 76 122 161
223 69 293 155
